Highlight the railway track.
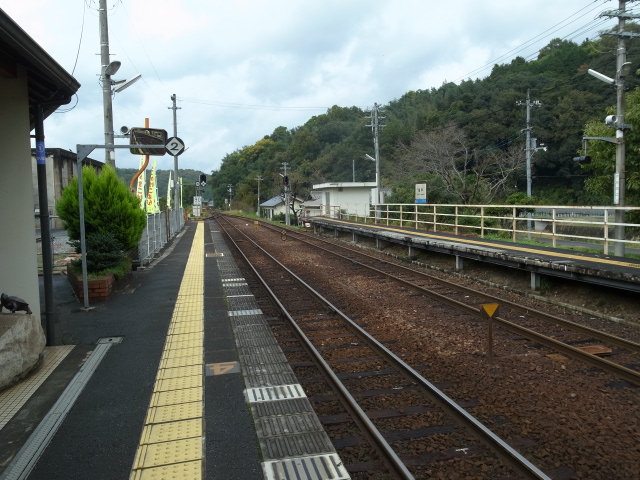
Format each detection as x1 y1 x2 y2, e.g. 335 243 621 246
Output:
238 216 640 387
216 215 552 479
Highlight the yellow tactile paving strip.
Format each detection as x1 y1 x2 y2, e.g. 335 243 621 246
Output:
0 345 74 431
131 222 205 480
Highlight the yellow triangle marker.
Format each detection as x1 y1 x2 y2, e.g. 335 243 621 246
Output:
481 303 500 318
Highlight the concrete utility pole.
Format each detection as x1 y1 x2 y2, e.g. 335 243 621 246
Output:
366 103 385 214
169 94 181 226
281 162 290 226
516 89 541 198
588 0 640 257
255 175 262 216
99 0 115 166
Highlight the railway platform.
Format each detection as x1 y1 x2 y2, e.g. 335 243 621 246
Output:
304 216 640 293
0 220 346 480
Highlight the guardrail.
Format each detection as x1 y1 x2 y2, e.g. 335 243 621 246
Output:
302 203 640 254
36 208 185 269
138 208 185 265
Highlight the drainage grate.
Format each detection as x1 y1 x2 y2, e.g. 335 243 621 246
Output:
263 454 350 480
245 384 307 403
97 336 124 344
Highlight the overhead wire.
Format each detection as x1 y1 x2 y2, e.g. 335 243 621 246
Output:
179 98 329 112
454 0 613 83
71 0 87 76
117 0 166 91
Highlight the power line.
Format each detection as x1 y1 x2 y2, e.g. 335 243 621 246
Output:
455 0 613 83
71 0 87 75
117 0 166 90
180 98 329 111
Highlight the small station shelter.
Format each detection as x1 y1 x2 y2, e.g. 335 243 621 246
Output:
301 182 377 217
260 194 304 220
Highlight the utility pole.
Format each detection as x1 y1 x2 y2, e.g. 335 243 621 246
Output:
587 0 639 257
281 162 290 226
169 94 181 227
99 0 115 167
366 103 385 215
516 89 541 198
255 175 262 216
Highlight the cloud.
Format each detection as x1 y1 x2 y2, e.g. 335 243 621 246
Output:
3 0 614 174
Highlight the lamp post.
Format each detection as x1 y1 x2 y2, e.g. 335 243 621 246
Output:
98 0 141 167
586 0 635 257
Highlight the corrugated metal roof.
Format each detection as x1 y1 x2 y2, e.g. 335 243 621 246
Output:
260 195 284 207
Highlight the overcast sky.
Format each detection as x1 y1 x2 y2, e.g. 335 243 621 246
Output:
4 0 619 173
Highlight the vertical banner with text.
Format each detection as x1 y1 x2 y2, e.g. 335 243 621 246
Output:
136 156 146 211
147 160 157 213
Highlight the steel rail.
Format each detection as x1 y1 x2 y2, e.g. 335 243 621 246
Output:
217 219 415 480
218 215 551 480
271 220 640 355
251 218 640 386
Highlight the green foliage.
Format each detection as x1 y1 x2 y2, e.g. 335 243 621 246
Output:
70 232 123 273
57 165 147 251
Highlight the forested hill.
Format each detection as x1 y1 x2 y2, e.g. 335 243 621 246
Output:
115 168 211 203
209 28 640 212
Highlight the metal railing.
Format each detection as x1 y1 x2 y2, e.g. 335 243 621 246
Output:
303 203 640 254
36 209 185 269
138 208 185 265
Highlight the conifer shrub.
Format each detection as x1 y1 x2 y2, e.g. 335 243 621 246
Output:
57 165 146 274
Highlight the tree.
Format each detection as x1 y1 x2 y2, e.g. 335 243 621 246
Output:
57 165 147 251
396 125 525 204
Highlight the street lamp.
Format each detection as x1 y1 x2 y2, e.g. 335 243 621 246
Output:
587 60 631 257
98 0 141 167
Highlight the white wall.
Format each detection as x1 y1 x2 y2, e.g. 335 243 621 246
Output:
0 66 41 318
317 186 372 216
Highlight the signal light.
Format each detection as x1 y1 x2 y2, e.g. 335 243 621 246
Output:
283 175 289 185
573 156 591 165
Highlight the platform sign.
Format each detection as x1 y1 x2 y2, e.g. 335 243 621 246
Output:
415 183 427 204
165 136 185 156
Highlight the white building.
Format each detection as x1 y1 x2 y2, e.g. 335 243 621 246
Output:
301 182 377 217
260 194 304 220
1 10 80 324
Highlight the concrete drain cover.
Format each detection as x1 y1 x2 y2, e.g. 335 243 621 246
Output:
97 336 124 344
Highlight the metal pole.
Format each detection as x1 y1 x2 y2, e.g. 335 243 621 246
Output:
77 159 90 309
170 94 181 231
99 0 115 167
373 103 381 211
282 162 290 226
255 175 262 216
525 89 532 198
35 105 55 345
614 0 627 257
353 159 355 182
